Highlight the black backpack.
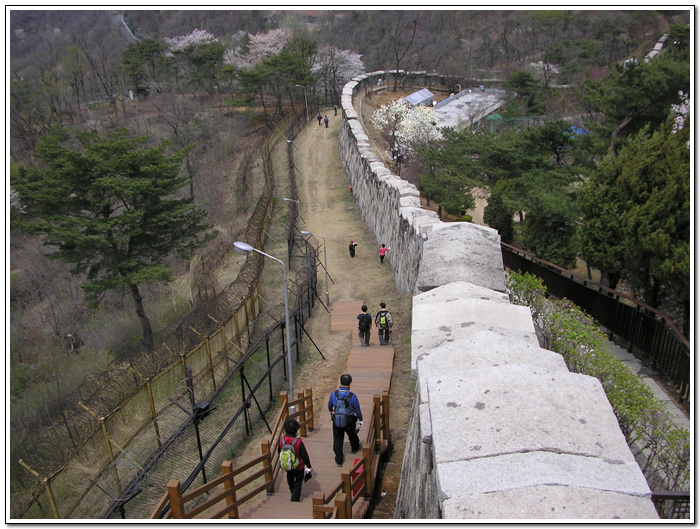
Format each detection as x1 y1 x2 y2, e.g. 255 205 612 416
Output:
333 390 353 428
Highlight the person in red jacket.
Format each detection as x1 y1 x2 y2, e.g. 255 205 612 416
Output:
280 418 313 502
378 243 390 263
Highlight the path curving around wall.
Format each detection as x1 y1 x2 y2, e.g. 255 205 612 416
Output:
338 71 658 520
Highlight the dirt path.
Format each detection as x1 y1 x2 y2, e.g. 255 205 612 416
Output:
289 111 415 519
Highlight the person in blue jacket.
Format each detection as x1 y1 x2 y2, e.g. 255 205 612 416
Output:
327 374 363 467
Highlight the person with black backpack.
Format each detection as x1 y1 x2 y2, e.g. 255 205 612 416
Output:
375 302 394 346
279 418 313 502
357 305 372 347
327 374 364 467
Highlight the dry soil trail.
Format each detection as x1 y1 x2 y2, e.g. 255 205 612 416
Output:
288 109 415 519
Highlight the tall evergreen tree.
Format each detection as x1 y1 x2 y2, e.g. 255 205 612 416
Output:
12 128 214 351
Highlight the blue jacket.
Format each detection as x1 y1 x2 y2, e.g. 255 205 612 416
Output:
327 386 363 422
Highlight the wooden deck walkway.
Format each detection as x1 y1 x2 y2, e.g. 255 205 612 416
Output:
238 300 394 519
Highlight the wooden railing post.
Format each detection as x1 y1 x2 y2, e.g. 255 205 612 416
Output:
341 469 353 518
296 390 306 435
373 395 381 450
261 440 274 495
280 391 289 417
382 391 390 441
221 461 238 519
335 492 347 519
312 492 325 519
167 479 185 519
306 387 315 431
362 446 372 499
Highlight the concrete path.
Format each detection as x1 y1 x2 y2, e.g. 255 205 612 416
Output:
604 339 689 429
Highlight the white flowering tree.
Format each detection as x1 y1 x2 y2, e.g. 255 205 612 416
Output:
165 29 226 93
372 98 440 154
371 98 410 152
164 29 218 53
396 105 442 152
312 46 365 101
225 28 292 70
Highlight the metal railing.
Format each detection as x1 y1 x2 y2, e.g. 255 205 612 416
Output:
501 243 690 402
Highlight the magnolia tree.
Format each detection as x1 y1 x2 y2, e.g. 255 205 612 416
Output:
313 46 365 100
396 105 441 151
372 98 441 154
225 28 292 70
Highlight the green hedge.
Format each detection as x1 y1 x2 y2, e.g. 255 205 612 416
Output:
506 271 690 492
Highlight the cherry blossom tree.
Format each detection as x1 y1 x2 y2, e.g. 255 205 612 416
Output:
164 29 218 53
313 46 365 101
225 28 292 70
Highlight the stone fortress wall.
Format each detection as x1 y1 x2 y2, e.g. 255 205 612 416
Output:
338 71 659 519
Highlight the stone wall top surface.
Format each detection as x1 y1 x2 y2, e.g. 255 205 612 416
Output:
417 223 506 293
442 486 659 520
426 365 638 464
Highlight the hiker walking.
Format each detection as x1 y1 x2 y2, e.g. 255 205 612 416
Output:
279 418 313 502
379 243 390 264
324 115 329 128
327 374 363 467
348 240 357 258
375 302 394 346
357 305 372 347
333 104 338 115
317 112 322 126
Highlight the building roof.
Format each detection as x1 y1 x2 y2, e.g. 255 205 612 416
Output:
405 88 435 106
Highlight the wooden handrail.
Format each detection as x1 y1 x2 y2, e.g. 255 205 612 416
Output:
150 388 315 519
150 387 384 519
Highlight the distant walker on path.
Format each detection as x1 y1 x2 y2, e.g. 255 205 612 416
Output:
327 374 363 467
324 115 329 128
317 112 322 126
348 240 357 258
379 243 390 264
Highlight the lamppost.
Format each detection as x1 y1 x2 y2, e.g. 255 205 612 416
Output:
295 84 309 123
233 242 294 396
300 230 330 306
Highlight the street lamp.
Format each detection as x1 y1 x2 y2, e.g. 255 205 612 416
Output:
233 241 294 396
300 230 330 306
295 84 309 123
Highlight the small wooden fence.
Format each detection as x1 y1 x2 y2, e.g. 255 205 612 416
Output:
150 390 390 519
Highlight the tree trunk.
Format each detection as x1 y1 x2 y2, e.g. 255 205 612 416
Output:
129 283 154 350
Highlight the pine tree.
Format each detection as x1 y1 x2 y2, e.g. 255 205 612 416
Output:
13 128 215 350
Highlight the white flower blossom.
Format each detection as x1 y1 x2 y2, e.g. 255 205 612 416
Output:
372 99 440 153
165 29 217 52
225 28 292 69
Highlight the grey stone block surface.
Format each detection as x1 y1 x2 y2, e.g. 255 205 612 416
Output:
426 366 637 464
415 330 567 399
417 223 505 293
442 485 659 519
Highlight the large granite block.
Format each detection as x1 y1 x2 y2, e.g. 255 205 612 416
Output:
415 330 567 399
417 223 505 293
442 485 659 519
426 366 637 464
